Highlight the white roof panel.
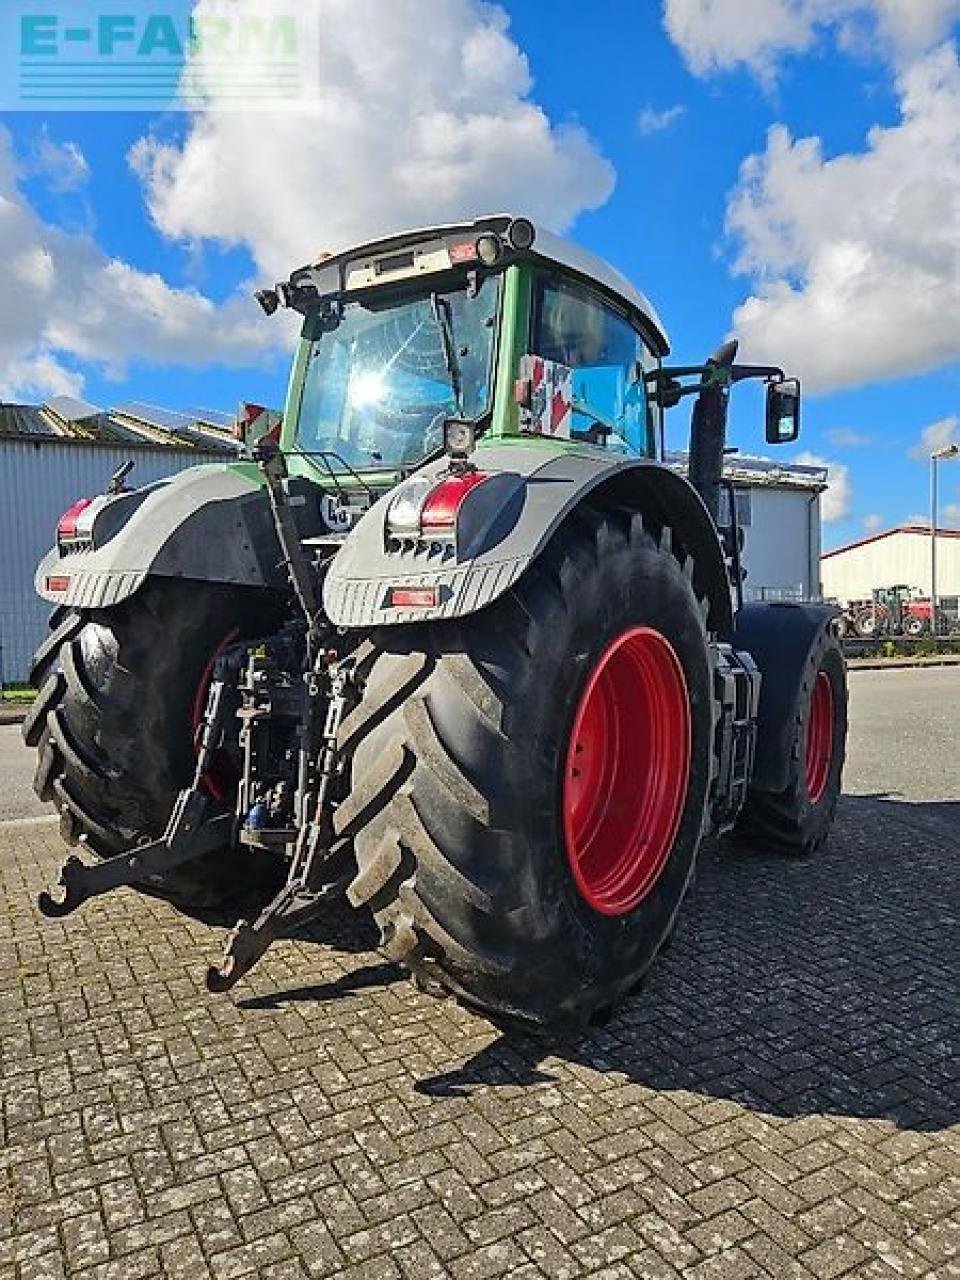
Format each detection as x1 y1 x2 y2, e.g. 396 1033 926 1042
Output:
290 214 670 353
44 395 103 424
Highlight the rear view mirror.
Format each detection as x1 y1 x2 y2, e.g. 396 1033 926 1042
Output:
766 378 801 445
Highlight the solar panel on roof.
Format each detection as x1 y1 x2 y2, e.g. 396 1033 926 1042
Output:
113 401 191 430
100 416 161 445
44 394 103 423
189 407 234 429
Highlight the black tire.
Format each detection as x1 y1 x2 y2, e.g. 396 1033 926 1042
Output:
335 508 715 1029
23 580 258 857
738 628 847 856
904 616 926 638
852 608 881 638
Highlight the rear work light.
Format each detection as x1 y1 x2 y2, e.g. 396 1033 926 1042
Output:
57 499 93 538
45 576 71 593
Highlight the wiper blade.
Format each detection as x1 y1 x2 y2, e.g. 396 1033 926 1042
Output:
429 293 464 418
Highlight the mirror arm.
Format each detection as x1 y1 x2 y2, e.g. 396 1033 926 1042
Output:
728 363 785 386
647 360 785 410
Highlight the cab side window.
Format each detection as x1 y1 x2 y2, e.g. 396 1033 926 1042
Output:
532 277 652 456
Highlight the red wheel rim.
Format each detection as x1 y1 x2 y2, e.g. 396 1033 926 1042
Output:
563 627 691 917
805 670 835 805
191 629 239 800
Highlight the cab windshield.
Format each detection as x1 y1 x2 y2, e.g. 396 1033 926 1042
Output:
292 279 499 471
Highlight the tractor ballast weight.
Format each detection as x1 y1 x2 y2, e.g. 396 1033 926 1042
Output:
26 213 847 1029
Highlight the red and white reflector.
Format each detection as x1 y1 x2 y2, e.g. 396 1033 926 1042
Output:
45 576 71 593
57 499 93 538
389 586 439 609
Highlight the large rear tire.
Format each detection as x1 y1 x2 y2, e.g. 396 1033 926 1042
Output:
738 628 847 856
23 580 258 857
336 508 715 1028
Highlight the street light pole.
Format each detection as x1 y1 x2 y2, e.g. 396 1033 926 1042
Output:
930 443 960 637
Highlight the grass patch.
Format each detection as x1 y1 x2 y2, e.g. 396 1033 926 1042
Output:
0 684 35 703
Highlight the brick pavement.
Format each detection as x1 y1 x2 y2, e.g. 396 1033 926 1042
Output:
0 793 957 1279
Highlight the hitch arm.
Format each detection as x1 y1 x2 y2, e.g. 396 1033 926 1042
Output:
38 659 240 920
205 660 356 993
38 793 231 919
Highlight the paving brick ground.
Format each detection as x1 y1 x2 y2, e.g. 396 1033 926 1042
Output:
1 789 958 1279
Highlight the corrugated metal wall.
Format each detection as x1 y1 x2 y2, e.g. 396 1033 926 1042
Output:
822 531 960 602
741 487 822 603
0 440 225 684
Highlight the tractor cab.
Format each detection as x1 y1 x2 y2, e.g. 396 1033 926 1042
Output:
251 215 672 493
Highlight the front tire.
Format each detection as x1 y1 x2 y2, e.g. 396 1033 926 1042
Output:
738 628 847 856
336 509 714 1028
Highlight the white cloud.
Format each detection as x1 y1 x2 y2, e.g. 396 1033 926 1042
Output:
725 44 960 392
828 427 871 447
0 352 84 403
637 104 686 136
31 134 90 194
663 0 814 78
909 414 960 457
905 512 932 526
663 0 960 77
0 126 279 403
863 512 885 532
795 450 853 521
131 0 616 280
943 501 960 525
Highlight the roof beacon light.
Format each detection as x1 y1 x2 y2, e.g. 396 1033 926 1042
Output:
507 217 536 252
475 232 503 267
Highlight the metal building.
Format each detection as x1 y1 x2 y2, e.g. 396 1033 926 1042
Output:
0 399 235 685
821 526 960 603
671 454 828 603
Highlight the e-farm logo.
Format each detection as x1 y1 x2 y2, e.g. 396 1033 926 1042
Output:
3 2 316 110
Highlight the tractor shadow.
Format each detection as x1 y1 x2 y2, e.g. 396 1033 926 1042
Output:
237 960 400 1011
415 794 960 1133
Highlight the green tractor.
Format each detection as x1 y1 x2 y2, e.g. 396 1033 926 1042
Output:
25 215 847 1028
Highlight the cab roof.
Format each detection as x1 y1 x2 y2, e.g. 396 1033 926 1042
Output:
288 214 670 356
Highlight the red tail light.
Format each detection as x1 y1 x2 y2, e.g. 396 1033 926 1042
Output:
57 499 93 538
386 470 493 544
419 472 490 533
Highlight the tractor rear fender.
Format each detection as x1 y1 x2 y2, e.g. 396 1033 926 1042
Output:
733 601 842 793
323 445 734 634
34 463 302 611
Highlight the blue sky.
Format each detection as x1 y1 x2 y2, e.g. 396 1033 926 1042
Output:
1 0 959 549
